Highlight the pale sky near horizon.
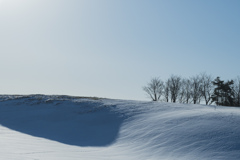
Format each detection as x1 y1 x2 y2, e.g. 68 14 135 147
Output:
1 0 240 100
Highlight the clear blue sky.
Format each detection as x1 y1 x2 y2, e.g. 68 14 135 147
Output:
1 0 240 100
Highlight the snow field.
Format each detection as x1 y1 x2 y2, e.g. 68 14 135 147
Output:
0 95 240 160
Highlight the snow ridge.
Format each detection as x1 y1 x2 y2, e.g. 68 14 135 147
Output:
0 95 240 160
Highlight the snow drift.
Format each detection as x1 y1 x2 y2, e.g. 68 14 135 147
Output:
0 95 240 160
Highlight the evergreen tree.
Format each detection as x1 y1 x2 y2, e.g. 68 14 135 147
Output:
211 77 234 106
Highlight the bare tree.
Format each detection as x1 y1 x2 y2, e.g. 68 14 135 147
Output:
190 75 203 104
163 79 170 102
178 83 185 103
178 79 187 103
180 78 192 103
233 76 240 106
200 73 214 105
143 77 164 101
169 75 182 103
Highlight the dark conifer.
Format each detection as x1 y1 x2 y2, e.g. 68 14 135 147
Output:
211 77 234 106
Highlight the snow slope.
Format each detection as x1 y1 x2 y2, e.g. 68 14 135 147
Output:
0 95 240 160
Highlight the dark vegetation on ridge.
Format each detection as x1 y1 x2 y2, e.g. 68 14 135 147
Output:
143 73 240 107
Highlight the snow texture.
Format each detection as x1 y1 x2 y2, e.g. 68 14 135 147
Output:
0 95 240 160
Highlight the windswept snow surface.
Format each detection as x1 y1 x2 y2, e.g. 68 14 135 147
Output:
0 95 240 160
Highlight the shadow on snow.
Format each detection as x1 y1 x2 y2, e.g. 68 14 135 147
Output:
0 99 125 147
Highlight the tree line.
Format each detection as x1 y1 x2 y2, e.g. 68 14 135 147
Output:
143 73 240 107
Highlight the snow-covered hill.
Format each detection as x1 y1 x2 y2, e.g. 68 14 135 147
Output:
0 95 240 160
